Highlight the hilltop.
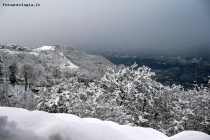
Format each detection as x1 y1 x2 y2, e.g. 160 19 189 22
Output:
0 44 113 86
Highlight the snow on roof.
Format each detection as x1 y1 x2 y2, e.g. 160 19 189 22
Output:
0 107 209 140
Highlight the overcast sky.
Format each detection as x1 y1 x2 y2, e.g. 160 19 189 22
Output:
1 0 210 51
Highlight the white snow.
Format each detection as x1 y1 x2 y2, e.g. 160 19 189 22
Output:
29 52 39 56
59 52 64 56
0 107 209 140
1 49 39 56
1 49 21 54
32 47 79 69
33 46 55 51
167 131 210 140
54 97 60 106
59 52 79 69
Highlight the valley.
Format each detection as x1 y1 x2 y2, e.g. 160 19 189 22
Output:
105 56 210 88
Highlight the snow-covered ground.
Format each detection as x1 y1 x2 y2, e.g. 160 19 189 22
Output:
0 49 39 56
33 45 56 51
59 52 79 69
33 46 79 69
1 46 78 69
0 107 209 140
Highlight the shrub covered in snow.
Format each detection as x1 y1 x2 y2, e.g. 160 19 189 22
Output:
36 63 210 136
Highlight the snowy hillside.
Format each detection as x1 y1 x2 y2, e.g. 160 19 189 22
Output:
0 44 113 73
0 107 209 140
0 44 113 87
58 52 79 69
32 45 113 72
0 45 79 70
32 45 79 69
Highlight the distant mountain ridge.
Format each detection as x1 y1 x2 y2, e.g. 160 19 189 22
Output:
0 44 113 87
0 44 113 73
76 44 210 59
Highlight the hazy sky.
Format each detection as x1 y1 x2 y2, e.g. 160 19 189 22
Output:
1 0 210 51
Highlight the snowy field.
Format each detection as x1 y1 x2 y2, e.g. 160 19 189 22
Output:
0 107 209 140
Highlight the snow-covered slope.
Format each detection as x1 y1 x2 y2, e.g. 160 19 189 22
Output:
0 45 79 69
0 107 209 140
1 44 113 74
32 46 79 69
168 131 210 140
1 48 39 56
59 52 78 69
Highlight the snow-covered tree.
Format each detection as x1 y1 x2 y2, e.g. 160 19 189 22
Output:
9 62 17 86
34 62 210 136
93 63 159 126
0 60 4 82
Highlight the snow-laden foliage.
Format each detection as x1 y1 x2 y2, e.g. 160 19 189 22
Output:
0 46 110 87
36 63 210 136
0 46 209 136
36 77 95 117
95 63 158 126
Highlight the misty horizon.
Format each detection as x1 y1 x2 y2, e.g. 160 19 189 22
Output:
1 0 210 54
